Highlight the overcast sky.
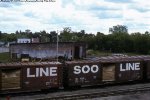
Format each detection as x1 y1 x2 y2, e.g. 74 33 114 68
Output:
0 0 150 34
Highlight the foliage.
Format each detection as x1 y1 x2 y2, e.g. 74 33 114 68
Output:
109 25 128 34
0 25 150 54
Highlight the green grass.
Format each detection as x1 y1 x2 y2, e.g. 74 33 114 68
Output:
87 50 112 57
86 49 142 57
0 52 11 63
124 52 143 56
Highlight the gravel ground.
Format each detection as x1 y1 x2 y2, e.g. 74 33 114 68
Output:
86 92 150 100
1 91 150 100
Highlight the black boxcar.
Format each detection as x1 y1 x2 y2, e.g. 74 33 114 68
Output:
0 62 63 93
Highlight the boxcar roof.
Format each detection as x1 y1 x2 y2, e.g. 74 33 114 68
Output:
66 55 150 64
0 62 62 68
1 55 150 67
65 60 100 64
86 55 150 63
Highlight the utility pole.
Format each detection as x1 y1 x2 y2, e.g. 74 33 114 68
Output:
56 30 59 62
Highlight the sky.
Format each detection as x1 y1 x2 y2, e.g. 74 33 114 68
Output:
0 0 150 34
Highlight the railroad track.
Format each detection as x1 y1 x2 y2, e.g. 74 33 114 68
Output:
1 82 150 100
36 86 150 100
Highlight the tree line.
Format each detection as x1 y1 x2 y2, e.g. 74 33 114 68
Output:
0 25 150 54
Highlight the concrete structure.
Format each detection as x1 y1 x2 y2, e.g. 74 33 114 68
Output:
9 42 86 61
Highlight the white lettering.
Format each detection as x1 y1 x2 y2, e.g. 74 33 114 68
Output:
27 67 57 78
74 66 81 74
91 65 99 73
82 65 90 73
27 68 35 77
120 63 140 71
126 63 129 70
128 63 134 70
120 64 125 71
50 67 57 76
135 63 140 70
74 65 99 74
36 68 39 77
40 68 48 77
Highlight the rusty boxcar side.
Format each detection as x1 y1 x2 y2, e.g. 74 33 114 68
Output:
64 61 102 87
0 62 63 93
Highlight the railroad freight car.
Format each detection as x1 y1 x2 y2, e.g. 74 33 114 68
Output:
0 62 63 93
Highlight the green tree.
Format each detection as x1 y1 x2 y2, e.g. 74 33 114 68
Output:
108 25 130 53
39 30 50 42
59 27 73 42
109 25 128 34
50 31 57 42
95 32 106 51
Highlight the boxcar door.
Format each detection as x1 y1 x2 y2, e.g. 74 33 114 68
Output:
1 68 21 90
102 64 115 82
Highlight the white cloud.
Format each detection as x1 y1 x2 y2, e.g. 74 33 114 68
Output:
0 0 150 34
